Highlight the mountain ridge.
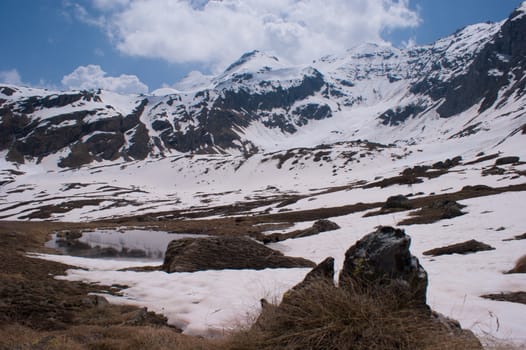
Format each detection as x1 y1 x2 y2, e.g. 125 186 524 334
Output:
0 5 525 168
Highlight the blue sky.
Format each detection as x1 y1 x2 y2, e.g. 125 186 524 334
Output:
0 0 523 93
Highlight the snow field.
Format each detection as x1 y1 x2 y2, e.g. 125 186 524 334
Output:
30 189 526 342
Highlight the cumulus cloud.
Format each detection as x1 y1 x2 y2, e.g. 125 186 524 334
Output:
83 0 420 71
92 0 131 10
0 69 23 85
62 65 149 94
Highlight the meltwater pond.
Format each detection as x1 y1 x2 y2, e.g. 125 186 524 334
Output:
47 229 206 260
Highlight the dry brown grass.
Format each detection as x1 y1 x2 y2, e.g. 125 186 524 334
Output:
507 254 526 274
2 203 525 350
225 281 482 350
0 324 221 350
362 183 526 226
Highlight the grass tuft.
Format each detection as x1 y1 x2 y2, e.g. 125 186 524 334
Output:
226 281 481 350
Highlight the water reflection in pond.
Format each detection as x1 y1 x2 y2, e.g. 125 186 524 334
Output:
47 229 206 260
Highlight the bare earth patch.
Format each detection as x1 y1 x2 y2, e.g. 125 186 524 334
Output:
423 240 495 257
481 292 526 306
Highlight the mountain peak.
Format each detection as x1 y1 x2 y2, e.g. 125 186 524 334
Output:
223 50 281 74
345 42 398 59
510 1 526 20
1 7 524 167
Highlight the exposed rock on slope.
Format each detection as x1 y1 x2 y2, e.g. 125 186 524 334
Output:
436 6 526 117
252 227 481 349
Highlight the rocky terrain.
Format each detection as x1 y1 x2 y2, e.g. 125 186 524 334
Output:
1 2 526 349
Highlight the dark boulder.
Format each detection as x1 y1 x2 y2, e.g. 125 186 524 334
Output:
312 219 340 233
338 226 428 306
495 156 520 165
253 227 481 349
402 165 431 177
430 199 466 219
291 219 341 239
432 156 462 169
162 236 315 272
482 166 506 176
300 257 335 284
383 194 412 210
282 257 335 304
278 257 335 304
423 239 495 256
461 184 492 192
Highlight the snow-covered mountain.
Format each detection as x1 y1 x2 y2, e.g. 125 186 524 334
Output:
2 4 526 344
1 5 524 168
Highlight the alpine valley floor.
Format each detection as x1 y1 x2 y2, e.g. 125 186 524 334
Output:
1 128 526 347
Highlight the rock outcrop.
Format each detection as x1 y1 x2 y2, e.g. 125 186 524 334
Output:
278 227 429 306
429 199 466 219
253 226 481 349
162 236 315 272
338 226 428 306
281 257 335 305
383 194 413 210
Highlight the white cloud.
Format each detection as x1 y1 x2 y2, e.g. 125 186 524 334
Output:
62 65 149 94
92 0 131 10
86 0 420 71
70 2 106 27
0 69 23 85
